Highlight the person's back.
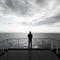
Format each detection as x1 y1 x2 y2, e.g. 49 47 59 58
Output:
28 33 33 41
28 31 33 49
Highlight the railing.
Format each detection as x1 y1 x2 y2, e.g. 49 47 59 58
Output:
0 39 8 54
0 40 5 54
0 38 60 54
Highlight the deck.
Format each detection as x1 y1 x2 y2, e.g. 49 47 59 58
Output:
0 50 60 60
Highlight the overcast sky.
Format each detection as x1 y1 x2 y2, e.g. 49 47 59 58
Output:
0 0 60 33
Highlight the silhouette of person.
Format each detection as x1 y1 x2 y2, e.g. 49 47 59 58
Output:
28 31 33 49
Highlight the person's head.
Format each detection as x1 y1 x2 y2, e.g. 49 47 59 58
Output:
29 31 31 34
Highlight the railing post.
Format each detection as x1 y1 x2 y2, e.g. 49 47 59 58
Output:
2 40 4 52
41 39 43 49
7 39 8 50
56 41 58 54
51 40 53 50
18 39 19 46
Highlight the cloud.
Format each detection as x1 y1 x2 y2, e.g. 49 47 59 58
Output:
0 0 30 16
0 0 60 26
33 13 60 26
17 21 28 26
36 0 48 6
5 0 30 15
0 0 49 16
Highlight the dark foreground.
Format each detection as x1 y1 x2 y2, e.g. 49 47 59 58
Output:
0 50 60 60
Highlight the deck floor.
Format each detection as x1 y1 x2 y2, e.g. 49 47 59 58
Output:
0 50 60 60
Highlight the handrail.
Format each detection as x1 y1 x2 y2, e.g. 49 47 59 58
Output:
0 38 60 54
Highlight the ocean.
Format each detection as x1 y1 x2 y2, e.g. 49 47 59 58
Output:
0 33 60 49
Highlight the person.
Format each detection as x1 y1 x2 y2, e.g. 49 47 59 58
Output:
28 31 33 48
28 31 33 49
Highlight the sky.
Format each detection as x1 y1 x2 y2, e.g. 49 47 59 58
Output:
0 0 60 33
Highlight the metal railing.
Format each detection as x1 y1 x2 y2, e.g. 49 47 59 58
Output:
0 38 60 54
0 40 5 54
